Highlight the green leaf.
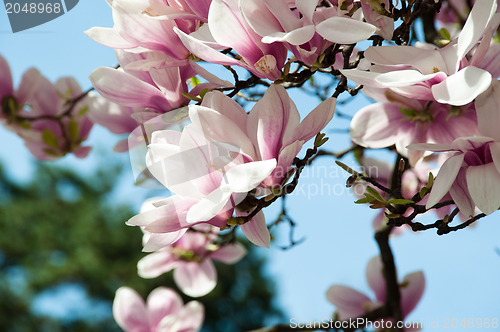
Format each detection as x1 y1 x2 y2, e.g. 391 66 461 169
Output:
388 199 414 205
335 160 357 175
42 129 59 150
190 76 201 87
419 186 429 199
68 120 79 142
181 92 201 102
366 186 386 203
439 28 451 40
78 106 89 116
354 197 371 204
427 172 434 188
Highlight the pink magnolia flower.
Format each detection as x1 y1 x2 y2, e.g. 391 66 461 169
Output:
138 225 246 297
410 136 500 217
407 79 500 217
175 0 288 80
349 89 479 165
192 84 336 188
127 120 276 248
89 51 232 114
360 0 394 40
129 84 334 248
327 256 425 329
343 0 500 106
0 56 93 160
85 0 204 64
240 0 376 65
113 286 204 332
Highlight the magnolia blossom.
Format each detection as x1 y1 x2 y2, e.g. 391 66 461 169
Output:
175 0 288 80
408 80 500 217
127 119 277 248
192 84 336 188
85 0 203 64
89 51 233 115
343 0 500 106
129 84 334 248
350 89 479 165
360 0 393 40
0 55 93 160
327 256 425 329
240 0 376 65
138 225 246 297
113 286 204 332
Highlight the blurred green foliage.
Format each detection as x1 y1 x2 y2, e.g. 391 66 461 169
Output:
0 162 282 331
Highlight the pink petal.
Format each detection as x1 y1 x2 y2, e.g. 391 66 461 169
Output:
127 199 192 233
189 105 256 157
290 97 336 144
241 210 270 248
201 91 246 129
400 271 426 318
466 163 500 215
112 287 150 332
376 70 439 87
174 27 246 67
261 26 316 45
174 301 205 331
186 188 232 223
449 170 475 218
209 243 247 264
296 0 318 23
326 285 372 319
426 154 465 209
208 0 262 64
364 46 445 75
316 17 377 44
173 260 217 297
475 79 500 140
146 287 183 328
224 159 277 192
350 102 403 149
84 27 137 49
143 230 186 252
456 0 497 62
137 250 178 279
366 256 386 303
0 55 13 98
247 84 300 160
489 142 500 175
432 67 492 106
89 67 171 111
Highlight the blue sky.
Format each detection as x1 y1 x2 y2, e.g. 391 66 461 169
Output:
1 2 500 330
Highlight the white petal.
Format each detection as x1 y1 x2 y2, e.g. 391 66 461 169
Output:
186 188 232 223
432 67 492 106
456 0 497 61
426 154 465 209
146 287 183 328
316 17 376 44
375 70 439 87
489 142 500 175
466 163 500 215
173 260 217 297
84 27 137 49
326 285 372 319
400 271 426 318
241 211 270 248
209 243 247 264
224 159 277 192
112 287 149 332
474 79 500 140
